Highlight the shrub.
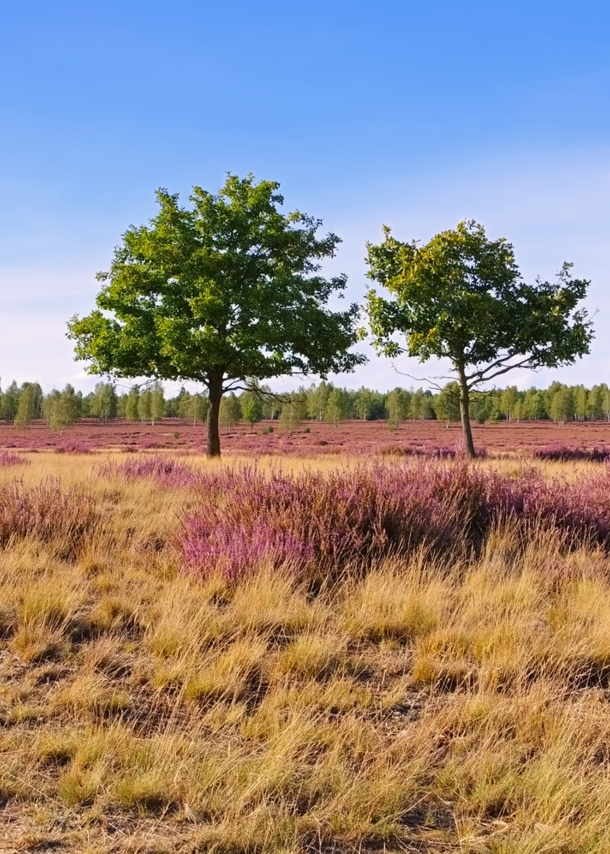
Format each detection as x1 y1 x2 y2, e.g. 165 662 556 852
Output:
533 446 610 463
0 451 28 466
0 481 99 549
97 455 197 488
177 463 610 582
55 439 92 454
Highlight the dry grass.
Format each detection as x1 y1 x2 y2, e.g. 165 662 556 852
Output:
2 456 610 852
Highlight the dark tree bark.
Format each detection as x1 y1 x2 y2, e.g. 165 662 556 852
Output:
457 364 476 459
206 374 223 458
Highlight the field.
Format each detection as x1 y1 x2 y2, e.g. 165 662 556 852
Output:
4 450 610 852
2 417 610 457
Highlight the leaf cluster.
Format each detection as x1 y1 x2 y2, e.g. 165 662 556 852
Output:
366 220 592 388
68 174 364 391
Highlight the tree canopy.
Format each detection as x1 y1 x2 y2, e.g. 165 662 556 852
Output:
67 174 364 455
366 220 593 457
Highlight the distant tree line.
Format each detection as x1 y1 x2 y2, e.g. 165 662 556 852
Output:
1 377 609 430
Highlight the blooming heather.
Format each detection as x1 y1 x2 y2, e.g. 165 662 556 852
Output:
176 462 610 581
533 446 610 463
97 455 197 487
0 480 98 549
0 451 28 465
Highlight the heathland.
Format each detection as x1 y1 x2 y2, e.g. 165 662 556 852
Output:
3 443 610 852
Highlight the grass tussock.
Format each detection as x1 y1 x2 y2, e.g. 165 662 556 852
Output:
3 457 610 851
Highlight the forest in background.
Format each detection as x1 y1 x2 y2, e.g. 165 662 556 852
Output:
0 377 608 431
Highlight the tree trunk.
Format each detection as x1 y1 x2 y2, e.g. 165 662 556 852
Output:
457 366 476 459
207 376 223 458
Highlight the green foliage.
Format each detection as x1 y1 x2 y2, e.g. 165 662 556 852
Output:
279 394 306 435
549 387 575 424
240 391 264 425
150 381 165 424
177 391 209 424
366 220 593 456
14 383 43 427
67 174 364 456
125 387 140 422
219 393 242 431
0 380 20 422
385 388 409 429
306 380 333 422
435 382 461 424
138 389 152 424
42 385 82 431
89 382 118 423
325 387 350 427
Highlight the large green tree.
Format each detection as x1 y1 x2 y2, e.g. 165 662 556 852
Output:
67 174 364 455
366 220 593 457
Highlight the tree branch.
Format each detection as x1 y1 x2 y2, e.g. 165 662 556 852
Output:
468 358 538 388
390 363 453 392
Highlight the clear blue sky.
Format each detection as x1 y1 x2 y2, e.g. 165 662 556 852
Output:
1 0 609 393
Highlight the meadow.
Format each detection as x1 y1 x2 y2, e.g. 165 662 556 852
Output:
3 447 610 852
2 417 610 458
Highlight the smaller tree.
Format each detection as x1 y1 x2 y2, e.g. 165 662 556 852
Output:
178 392 209 425
354 387 375 421
42 384 82 431
150 382 165 424
499 386 520 421
90 382 118 423
241 391 264 426
219 393 242 432
550 387 575 425
435 382 461 426
366 220 593 457
125 387 140 421
325 387 349 427
0 380 19 422
14 383 41 427
279 394 306 436
385 388 408 429
138 390 152 424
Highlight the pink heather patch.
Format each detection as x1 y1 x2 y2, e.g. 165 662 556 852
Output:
533 446 610 463
97 455 198 487
176 462 610 582
0 480 98 548
55 439 93 454
0 451 28 466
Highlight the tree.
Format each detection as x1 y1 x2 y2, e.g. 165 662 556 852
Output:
241 391 264 425
42 384 82 431
325 387 349 427
90 382 118 423
499 386 520 421
435 382 461 425
550 387 575 425
385 388 408 429
587 385 605 421
0 380 19 422
125 386 140 421
279 394 306 436
411 388 434 421
366 220 593 457
574 385 588 421
138 389 152 424
219 393 241 431
14 383 42 427
178 391 209 425
67 174 364 457
354 387 375 421
306 381 333 422
150 381 165 424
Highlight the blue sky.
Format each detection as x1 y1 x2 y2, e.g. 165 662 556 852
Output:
1 0 609 393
